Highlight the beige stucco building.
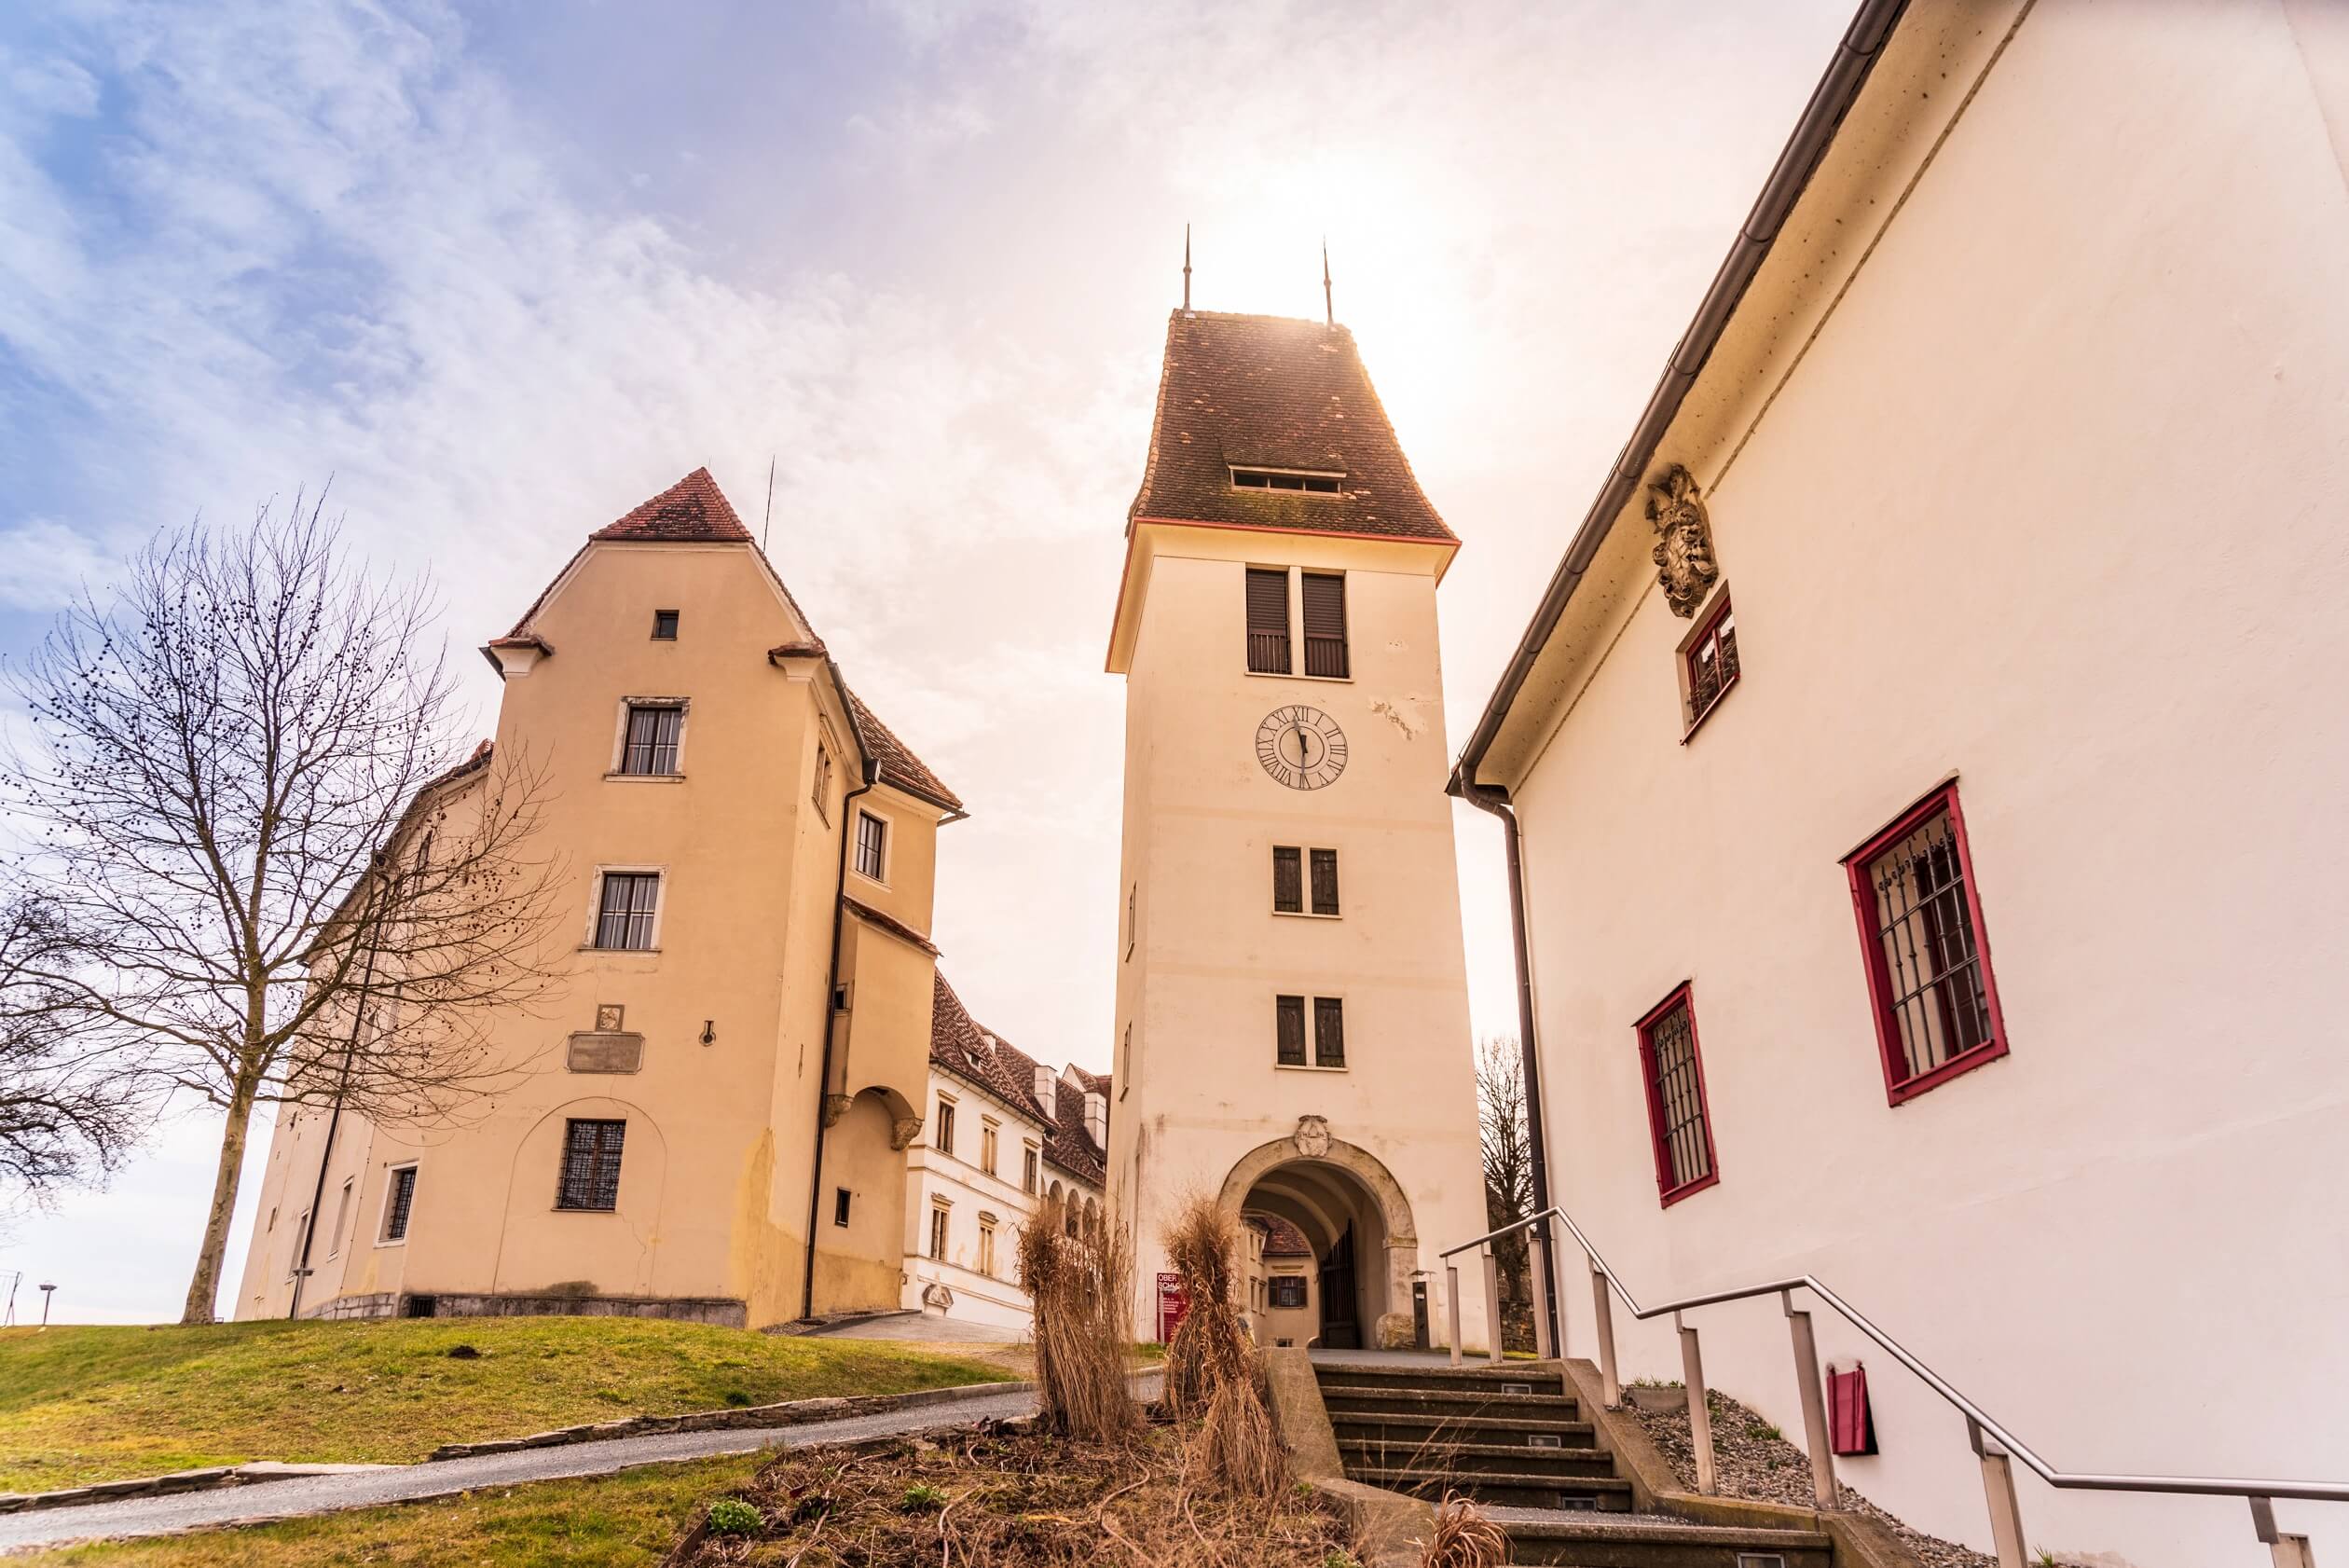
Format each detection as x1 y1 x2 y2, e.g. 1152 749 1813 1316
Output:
1454 4 2349 1566
1106 309 1490 1354
235 470 969 1328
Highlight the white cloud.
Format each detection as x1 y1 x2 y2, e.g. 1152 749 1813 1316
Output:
0 517 117 611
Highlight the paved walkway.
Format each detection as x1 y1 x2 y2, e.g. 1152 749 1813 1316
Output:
0 1387 1051 1552
797 1310 1026 1344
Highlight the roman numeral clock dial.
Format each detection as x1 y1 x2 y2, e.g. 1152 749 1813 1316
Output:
1255 705 1348 791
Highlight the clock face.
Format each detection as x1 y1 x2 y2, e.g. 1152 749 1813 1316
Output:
1256 706 1348 791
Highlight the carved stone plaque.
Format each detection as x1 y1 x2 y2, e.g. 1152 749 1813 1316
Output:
595 1003 625 1033
1293 1115 1332 1160
566 1032 644 1074
1645 463 1720 618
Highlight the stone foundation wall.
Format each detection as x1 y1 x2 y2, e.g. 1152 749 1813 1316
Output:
410 1291 748 1327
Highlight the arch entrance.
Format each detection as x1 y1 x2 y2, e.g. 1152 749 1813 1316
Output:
1216 1130 1420 1351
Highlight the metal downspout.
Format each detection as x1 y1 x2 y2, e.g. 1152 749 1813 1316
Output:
800 760 879 1322
1451 766 1559 1359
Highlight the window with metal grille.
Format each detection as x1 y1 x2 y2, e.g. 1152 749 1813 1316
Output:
556 1119 625 1211
1272 846 1303 913
593 872 660 950
1636 985 1717 1204
1245 568 1292 674
1275 995 1307 1066
1684 594 1739 728
1231 467 1343 494
619 703 682 776
936 1098 955 1157
1270 1275 1308 1309
381 1166 418 1243
1846 785 2007 1103
1310 848 1339 915
928 1205 949 1261
854 811 886 881
652 609 679 640
1301 572 1349 679
1313 997 1346 1067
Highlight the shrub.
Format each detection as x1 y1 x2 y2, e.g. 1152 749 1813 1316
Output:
706 1498 763 1536
901 1482 947 1512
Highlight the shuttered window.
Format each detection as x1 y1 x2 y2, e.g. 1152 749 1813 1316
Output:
1272 846 1303 913
1310 849 1339 915
1275 995 1307 1066
1301 572 1348 679
1246 568 1292 674
594 873 660 950
1313 997 1346 1067
619 704 682 776
556 1119 626 1211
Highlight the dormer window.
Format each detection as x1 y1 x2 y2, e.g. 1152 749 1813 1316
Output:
1230 467 1342 495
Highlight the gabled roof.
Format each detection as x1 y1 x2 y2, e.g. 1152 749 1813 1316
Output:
926 972 1109 1184
590 467 754 543
1045 1076 1106 1186
1127 310 1454 544
845 688 964 814
1244 1210 1313 1259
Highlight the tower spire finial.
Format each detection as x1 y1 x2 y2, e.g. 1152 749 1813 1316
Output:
1183 223 1192 313
1322 237 1333 328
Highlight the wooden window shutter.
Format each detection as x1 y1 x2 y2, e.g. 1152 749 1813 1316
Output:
1275 995 1307 1066
1313 997 1345 1067
1246 568 1292 674
1310 848 1339 915
1272 846 1303 913
1301 572 1349 679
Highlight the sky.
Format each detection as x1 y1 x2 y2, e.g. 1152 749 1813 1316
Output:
0 0 1852 1322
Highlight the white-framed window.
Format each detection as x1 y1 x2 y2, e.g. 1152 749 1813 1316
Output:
378 1164 419 1245
611 699 687 777
589 868 663 951
936 1094 956 1158
980 1119 998 1176
853 810 888 883
928 1202 950 1261
1022 1144 1040 1195
977 1213 997 1277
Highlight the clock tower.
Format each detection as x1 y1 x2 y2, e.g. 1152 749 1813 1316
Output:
1105 309 1490 1353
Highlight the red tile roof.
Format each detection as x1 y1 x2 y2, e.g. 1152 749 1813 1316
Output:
1128 310 1455 544
844 896 940 957
845 688 964 814
1244 1210 1314 1259
590 467 754 543
927 972 1107 1185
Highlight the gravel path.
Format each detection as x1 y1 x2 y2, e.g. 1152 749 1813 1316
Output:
0 1389 1045 1552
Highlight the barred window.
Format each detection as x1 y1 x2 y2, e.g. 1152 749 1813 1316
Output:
594 873 660 950
618 703 683 776
1309 848 1339 915
556 1119 625 1211
854 811 887 881
1272 846 1303 913
1275 995 1307 1066
1246 568 1292 674
1847 785 2008 1102
1313 997 1346 1068
1684 595 1739 728
380 1166 418 1243
1637 987 1717 1204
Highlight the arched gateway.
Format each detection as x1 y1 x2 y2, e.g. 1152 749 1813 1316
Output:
1218 1131 1418 1351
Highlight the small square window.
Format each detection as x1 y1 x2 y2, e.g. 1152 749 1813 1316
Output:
1270 1275 1307 1309
652 609 680 640
1637 984 1718 1205
1845 784 2008 1103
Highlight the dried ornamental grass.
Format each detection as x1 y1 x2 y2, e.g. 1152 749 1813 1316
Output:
1161 1193 1252 1417
1017 1191 1141 1443
1418 1491 1508 1568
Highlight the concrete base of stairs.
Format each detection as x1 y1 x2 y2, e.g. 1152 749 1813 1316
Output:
1265 1346 1437 1568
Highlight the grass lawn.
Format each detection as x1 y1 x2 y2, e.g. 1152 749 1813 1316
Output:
0 1319 1008 1494
9 1452 762 1567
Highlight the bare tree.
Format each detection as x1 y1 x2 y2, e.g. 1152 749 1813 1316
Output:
0 890 144 1203
1477 1036 1534 1309
4 494 560 1323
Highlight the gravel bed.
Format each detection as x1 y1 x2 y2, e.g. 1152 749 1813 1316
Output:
1628 1389 1997 1568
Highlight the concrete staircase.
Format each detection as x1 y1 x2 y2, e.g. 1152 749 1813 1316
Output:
1313 1361 1834 1567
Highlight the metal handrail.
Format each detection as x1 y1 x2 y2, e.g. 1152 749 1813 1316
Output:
1445 1204 2347 1540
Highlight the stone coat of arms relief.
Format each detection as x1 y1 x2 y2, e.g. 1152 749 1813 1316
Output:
1646 462 1720 618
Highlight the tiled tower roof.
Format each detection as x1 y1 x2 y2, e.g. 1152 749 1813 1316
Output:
589 467 754 542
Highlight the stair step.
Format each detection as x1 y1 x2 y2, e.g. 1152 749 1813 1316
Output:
1348 1467 1634 1511
1320 1386 1582 1418
1329 1412 1597 1445
1338 1438 1614 1478
1502 1517 1834 1568
1313 1365 1568 1394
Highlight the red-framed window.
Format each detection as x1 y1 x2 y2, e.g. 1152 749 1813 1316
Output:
1683 594 1739 731
1634 983 1718 1206
1843 782 2009 1104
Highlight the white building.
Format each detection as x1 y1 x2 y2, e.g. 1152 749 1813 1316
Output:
1451 4 2349 1566
1105 308 1490 1355
900 974 1105 1333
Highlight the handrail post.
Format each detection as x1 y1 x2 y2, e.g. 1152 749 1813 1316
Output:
2253 1495 2318 1568
1446 1263 1463 1369
1531 1226 1554 1360
1677 1310 1716 1495
1782 1289 1837 1511
1589 1258 1621 1409
1482 1248 1505 1366
1969 1417 2027 1568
